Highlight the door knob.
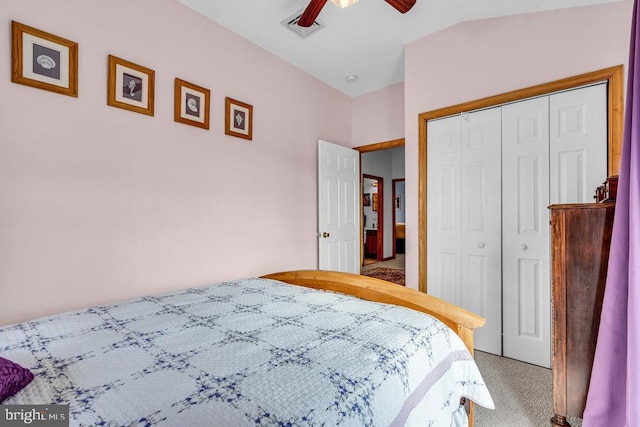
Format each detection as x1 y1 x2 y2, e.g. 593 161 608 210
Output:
322 232 330 238
521 244 528 250
478 242 485 248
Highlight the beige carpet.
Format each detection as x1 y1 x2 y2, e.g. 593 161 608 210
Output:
474 351 583 426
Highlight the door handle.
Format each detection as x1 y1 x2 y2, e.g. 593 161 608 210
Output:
322 232 330 238
478 242 485 248
521 244 528 250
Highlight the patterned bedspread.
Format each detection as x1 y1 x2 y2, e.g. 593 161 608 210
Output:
0 278 494 426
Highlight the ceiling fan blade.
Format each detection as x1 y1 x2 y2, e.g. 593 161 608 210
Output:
298 0 329 27
384 0 416 14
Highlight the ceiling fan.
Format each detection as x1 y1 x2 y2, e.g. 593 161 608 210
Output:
297 0 416 27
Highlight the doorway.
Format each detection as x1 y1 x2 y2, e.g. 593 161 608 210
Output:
392 179 405 256
356 138 406 274
363 174 383 263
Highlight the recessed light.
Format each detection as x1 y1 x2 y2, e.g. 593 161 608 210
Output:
345 75 358 83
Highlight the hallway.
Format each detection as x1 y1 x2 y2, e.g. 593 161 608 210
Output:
362 254 405 272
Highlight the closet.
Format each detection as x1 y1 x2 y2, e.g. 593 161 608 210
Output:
426 83 607 368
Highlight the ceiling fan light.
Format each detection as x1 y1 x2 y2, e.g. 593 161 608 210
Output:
330 0 359 8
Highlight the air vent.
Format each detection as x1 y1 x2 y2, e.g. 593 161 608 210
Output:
281 9 325 39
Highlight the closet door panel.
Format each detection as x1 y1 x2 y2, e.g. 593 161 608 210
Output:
460 109 502 355
502 96 551 368
517 258 543 337
550 83 608 204
427 109 502 355
427 117 462 305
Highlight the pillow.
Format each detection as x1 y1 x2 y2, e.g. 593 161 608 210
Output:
0 356 34 402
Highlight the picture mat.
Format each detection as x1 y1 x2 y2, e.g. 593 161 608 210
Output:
22 33 69 88
114 63 149 108
180 86 206 123
229 104 250 135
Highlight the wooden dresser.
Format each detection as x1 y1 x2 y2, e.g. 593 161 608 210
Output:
548 199 615 426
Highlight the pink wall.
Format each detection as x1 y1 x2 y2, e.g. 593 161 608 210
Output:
402 2 634 289
0 0 352 325
351 82 404 146
2 0 632 325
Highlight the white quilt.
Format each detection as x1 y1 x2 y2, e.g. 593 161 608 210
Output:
1 278 494 426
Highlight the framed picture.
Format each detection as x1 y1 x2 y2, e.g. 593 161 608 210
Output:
107 55 155 116
395 195 401 210
11 21 78 97
225 97 253 140
372 193 378 212
174 78 210 130
363 193 371 206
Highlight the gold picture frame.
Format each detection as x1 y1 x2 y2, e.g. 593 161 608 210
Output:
174 78 210 130
107 55 155 116
225 97 253 140
11 21 78 97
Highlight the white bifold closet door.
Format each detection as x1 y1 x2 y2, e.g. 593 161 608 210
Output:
427 83 607 368
502 84 607 367
427 108 503 356
501 96 551 367
549 85 608 204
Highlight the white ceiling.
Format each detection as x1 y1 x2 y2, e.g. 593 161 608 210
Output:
178 0 623 97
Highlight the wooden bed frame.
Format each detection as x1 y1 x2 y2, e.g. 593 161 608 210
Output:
261 269 486 426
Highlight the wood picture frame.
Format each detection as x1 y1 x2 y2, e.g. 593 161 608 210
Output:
372 193 378 212
225 97 253 140
11 21 78 97
107 55 155 116
174 78 210 130
363 193 371 206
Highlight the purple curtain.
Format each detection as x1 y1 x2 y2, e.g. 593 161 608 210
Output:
583 1 640 425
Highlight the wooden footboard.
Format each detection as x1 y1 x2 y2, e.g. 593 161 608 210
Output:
261 270 485 353
261 270 486 427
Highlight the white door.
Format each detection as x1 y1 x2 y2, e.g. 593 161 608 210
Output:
460 109 503 355
427 116 462 304
427 85 608 367
502 96 551 368
318 140 360 273
501 85 608 368
549 83 608 204
427 109 502 355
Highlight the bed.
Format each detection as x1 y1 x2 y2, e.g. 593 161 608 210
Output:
0 270 494 426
